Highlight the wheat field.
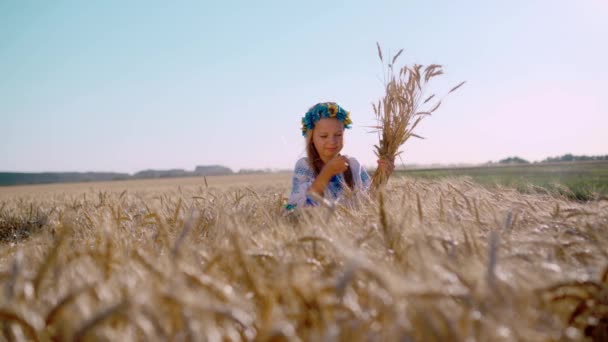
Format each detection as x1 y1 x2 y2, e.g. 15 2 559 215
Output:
0 173 607 341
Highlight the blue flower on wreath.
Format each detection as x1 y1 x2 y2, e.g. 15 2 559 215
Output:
300 102 353 136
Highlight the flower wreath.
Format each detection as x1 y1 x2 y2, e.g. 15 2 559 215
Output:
301 102 353 136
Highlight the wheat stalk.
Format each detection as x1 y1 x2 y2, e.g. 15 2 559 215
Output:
371 43 465 189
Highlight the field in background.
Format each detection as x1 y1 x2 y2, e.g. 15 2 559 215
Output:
396 160 608 201
1 171 607 340
0 172 293 200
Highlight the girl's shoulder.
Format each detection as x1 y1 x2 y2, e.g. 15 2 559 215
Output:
293 158 314 175
295 157 308 166
294 157 310 169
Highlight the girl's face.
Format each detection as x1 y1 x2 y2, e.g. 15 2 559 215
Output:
312 118 344 163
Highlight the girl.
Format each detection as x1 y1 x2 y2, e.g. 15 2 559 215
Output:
287 102 394 209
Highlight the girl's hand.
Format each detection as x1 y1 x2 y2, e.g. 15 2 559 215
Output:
309 155 349 197
377 158 395 176
322 155 350 177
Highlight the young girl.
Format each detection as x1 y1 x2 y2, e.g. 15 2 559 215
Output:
287 102 394 209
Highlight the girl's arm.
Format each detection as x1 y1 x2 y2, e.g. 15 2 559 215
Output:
309 155 350 197
308 167 333 196
287 159 316 207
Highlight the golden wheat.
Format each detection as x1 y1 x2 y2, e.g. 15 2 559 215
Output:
0 174 606 340
371 43 465 189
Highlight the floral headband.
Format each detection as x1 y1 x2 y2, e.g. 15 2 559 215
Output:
301 102 353 136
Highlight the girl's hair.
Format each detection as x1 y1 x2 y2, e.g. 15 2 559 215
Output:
306 130 354 189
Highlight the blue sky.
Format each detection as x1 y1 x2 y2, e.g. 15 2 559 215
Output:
1 0 606 173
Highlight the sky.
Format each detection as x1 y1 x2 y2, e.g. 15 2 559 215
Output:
1 0 606 173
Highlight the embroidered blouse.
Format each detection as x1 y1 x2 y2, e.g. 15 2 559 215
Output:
287 156 371 208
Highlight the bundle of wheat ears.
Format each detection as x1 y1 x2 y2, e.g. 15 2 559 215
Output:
371 43 465 190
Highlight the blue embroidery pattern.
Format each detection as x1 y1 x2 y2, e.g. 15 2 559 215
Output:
286 157 371 209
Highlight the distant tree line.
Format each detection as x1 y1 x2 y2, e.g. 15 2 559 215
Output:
133 165 233 179
0 165 235 186
541 154 608 163
0 172 131 186
498 156 530 164
490 154 608 165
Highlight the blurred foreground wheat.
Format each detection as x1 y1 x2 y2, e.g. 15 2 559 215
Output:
0 176 607 341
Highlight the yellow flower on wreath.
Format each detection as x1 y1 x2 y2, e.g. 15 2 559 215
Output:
328 103 338 118
344 112 352 126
